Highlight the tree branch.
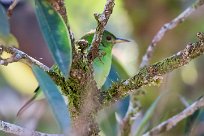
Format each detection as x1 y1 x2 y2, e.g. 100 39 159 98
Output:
102 32 204 105
88 0 115 61
0 119 63 136
140 0 204 67
0 45 49 71
68 1 115 135
143 96 204 136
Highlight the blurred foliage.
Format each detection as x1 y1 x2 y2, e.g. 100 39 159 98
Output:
0 0 204 135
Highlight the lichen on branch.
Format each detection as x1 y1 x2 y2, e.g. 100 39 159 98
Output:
102 32 204 105
88 0 115 61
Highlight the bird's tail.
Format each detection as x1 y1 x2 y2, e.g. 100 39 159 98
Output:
17 86 40 117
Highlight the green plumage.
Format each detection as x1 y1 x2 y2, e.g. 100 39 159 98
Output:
81 30 117 88
17 30 129 116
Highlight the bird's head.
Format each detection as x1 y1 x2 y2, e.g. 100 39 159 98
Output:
81 30 130 47
102 30 130 46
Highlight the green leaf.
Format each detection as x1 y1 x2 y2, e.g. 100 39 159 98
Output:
135 94 163 136
0 4 9 36
32 65 71 134
35 0 72 77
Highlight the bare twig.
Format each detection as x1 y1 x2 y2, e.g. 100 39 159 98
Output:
0 45 49 71
140 0 204 67
143 96 204 136
0 119 63 136
7 0 19 16
102 32 204 105
88 0 115 61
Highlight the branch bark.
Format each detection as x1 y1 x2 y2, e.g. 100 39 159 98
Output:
143 96 204 136
71 0 116 135
0 119 63 136
0 45 49 71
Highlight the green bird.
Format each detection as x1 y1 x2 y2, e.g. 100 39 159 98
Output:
17 30 129 116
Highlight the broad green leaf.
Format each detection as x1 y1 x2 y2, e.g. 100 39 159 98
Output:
0 3 9 36
35 0 72 77
32 65 71 134
135 94 163 136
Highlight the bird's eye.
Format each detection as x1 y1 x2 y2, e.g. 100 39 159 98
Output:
106 36 112 41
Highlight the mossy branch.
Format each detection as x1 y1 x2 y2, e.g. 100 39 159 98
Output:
102 32 204 105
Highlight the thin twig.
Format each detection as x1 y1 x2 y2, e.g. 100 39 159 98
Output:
88 0 115 61
102 32 204 105
0 45 49 71
143 96 204 136
7 0 19 16
0 119 63 136
140 0 204 67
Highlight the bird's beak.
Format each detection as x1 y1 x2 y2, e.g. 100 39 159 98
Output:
114 38 130 44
